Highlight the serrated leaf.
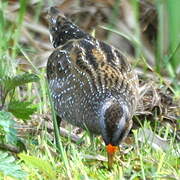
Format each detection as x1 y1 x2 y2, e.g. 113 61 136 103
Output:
0 111 17 144
0 73 39 94
19 153 56 179
0 151 27 179
8 100 38 121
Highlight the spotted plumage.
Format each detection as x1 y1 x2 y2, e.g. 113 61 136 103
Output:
47 7 138 150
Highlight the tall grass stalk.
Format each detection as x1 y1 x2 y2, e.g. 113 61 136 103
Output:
12 0 26 59
156 0 180 76
0 2 13 77
130 0 141 58
156 0 168 73
46 80 72 179
167 0 180 71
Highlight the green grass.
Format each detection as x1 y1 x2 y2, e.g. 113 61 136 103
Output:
0 0 179 179
15 123 180 179
156 0 180 96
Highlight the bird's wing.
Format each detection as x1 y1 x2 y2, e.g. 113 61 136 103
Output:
66 38 134 91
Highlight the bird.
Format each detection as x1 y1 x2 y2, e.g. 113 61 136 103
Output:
47 7 139 168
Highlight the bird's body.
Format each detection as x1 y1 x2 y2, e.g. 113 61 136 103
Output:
47 7 139 167
47 37 138 135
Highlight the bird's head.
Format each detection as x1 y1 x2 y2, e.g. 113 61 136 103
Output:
99 99 132 168
47 7 87 48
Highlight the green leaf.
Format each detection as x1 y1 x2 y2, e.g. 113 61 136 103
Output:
0 72 39 94
0 151 27 179
8 100 38 121
0 111 17 144
19 153 56 179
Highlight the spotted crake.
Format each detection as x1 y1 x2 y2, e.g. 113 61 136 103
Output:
47 7 139 168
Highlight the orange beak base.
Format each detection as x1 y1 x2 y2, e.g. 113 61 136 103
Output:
106 144 118 169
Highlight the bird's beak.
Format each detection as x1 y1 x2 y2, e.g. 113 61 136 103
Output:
106 144 118 169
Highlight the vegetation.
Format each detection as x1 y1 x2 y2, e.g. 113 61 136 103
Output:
0 0 179 179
